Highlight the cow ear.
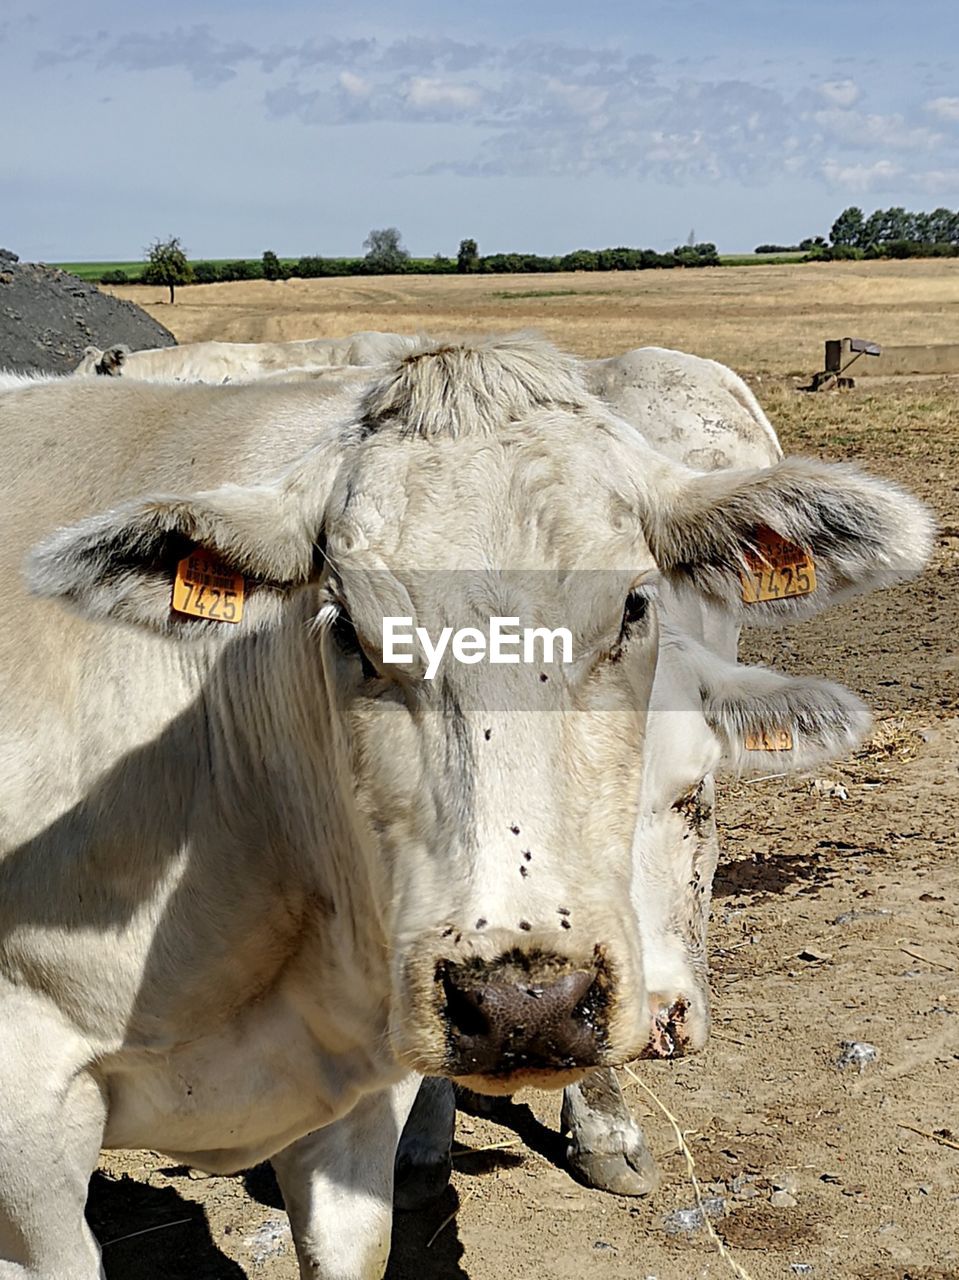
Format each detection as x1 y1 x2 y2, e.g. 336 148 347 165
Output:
700 660 872 775
645 458 933 624
25 480 321 636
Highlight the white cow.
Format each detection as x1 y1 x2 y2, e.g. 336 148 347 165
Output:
249 338 802 1199
390 343 865 1201
0 336 931 1279
72 331 420 382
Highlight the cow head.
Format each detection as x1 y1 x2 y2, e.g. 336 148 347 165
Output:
631 627 875 1058
73 344 130 377
27 336 933 1094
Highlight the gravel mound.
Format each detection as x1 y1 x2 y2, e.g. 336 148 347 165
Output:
0 248 176 375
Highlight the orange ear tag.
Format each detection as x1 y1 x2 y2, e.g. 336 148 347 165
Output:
172 549 245 623
744 727 794 752
740 527 817 604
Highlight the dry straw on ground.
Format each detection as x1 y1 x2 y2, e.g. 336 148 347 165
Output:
623 1065 757 1280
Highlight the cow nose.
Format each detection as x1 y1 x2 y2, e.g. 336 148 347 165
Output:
646 993 708 1058
438 957 605 1078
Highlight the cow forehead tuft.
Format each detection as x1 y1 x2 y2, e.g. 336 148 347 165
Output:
359 333 594 441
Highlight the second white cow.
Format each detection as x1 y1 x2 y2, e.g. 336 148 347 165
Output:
73 331 420 381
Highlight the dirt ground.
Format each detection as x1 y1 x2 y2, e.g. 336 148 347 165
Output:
93 264 959 1279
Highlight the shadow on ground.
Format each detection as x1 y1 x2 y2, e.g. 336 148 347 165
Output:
87 1171 245 1280
388 1185 469 1280
87 1096 570 1279
711 840 879 900
241 1161 472 1280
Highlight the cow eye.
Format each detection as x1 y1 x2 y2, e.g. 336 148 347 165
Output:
608 588 653 662
329 607 379 680
622 589 650 631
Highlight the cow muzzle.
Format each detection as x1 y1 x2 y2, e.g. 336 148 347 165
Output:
436 948 611 1093
643 989 709 1059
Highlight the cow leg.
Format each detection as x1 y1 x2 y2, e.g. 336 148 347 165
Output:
394 1073 659 1203
393 1077 455 1211
561 1068 660 1196
272 1074 422 1280
0 1005 106 1278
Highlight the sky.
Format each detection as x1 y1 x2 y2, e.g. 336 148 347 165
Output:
2 0 958 261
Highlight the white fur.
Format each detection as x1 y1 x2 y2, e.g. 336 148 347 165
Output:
0 333 933 1276
0 368 65 391
73 332 420 382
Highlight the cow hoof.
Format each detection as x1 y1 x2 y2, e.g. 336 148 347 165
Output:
566 1139 660 1197
393 1154 453 1212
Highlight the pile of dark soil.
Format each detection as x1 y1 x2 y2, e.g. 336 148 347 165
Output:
0 248 175 375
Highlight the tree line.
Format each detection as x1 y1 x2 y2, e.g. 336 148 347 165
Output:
100 231 721 297
103 208 959 301
755 206 959 262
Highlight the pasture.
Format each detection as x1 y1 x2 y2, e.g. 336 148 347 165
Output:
93 262 959 1279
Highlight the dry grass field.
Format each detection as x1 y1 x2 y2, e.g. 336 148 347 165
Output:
112 257 959 374
94 263 959 1280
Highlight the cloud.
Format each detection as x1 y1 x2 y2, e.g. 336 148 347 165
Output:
811 107 943 152
820 158 902 191
338 70 371 99
265 72 484 126
818 78 860 108
37 24 256 87
31 25 959 193
263 80 384 126
405 77 482 113
499 41 629 75
377 38 491 73
913 167 959 195
428 76 795 183
926 95 959 122
541 78 609 120
260 37 377 74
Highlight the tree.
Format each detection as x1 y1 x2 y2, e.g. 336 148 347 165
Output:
881 207 913 242
363 227 409 273
192 261 221 284
830 206 865 248
910 212 932 244
861 206 914 246
262 250 286 281
142 236 193 303
457 237 479 273
926 207 959 244
673 242 720 267
219 260 262 282
861 209 885 248
561 249 598 271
